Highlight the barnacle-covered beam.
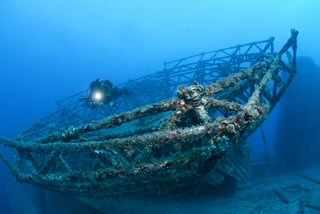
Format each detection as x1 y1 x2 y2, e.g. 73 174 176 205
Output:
19 37 275 141
37 99 177 143
0 30 298 197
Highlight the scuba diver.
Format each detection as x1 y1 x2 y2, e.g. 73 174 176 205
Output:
86 79 130 109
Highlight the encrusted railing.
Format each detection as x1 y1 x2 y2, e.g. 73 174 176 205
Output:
19 37 274 141
0 30 298 198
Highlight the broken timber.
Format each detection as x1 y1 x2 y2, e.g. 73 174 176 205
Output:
0 30 298 198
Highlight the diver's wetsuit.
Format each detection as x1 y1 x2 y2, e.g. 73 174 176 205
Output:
113 87 130 99
87 79 130 108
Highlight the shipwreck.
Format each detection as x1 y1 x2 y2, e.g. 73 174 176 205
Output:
0 30 298 198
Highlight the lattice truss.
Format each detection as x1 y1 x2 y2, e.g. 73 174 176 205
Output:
20 37 275 141
0 30 298 198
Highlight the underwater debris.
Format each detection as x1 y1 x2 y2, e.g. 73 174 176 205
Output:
0 30 298 198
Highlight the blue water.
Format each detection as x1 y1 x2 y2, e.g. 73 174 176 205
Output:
0 1 320 213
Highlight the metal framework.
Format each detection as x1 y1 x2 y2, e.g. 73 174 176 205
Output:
19 37 274 141
0 30 298 198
